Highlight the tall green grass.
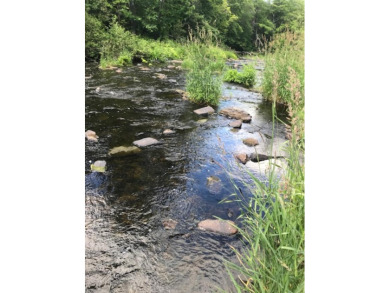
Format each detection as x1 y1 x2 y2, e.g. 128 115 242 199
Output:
261 31 304 105
225 31 305 293
184 28 227 106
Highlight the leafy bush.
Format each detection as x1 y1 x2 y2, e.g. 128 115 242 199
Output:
224 64 256 87
85 13 107 60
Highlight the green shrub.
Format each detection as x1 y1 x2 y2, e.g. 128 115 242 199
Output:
224 64 256 87
85 13 107 60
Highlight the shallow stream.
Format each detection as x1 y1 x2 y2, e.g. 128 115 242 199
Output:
85 59 287 293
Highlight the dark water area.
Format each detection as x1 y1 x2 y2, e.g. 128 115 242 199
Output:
85 60 287 292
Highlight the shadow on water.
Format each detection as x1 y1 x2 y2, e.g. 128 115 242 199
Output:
85 60 287 292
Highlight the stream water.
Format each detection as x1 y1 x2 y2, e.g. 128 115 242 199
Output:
85 59 287 293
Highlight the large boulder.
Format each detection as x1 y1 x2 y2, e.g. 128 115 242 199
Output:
108 146 141 157
198 219 238 235
219 107 252 122
85 130 98 142
133 137 160 147
194 106 215 116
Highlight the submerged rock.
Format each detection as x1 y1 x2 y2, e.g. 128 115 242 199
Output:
220 107 252 122
108 146 141 157
162 219 178 230
167 65 176 69
229 119 242 128
194 106 215 116
91 160 106 172
235 153 249 164
243 138 259 146
198 219 237 235
85 130 99 142
206 176 223 194
116 68 122 73
139 66 150 71
197 119 208 124
133 137 160 147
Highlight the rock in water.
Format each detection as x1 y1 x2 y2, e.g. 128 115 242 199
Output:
133 137 160 147
163 129 175 135
108 146 141 157
198 219 237 235
91 160 106 172
229 119 242 128
219 107 252 122
162 219 178 230
194 106 215 116
206 176 223 194
235 153 249 164
249 153 271 162
85 130 99 142
155 73 167 80
243 138 259 146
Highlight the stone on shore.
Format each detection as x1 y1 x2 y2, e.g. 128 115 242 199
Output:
85 130 99 142
194 106 215 116
133 137 160 147
229 119 242 128
109 146 141 157
198 219 237 235
91 160 106 172
235 153 249 164
162 219 178 230
170 60 183 64
243 138 259 146
219 107 252 122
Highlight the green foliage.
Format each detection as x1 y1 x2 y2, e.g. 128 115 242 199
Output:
85 13 107 60
86 0 305 60
262 31 304 105
225 101 305 293
224 64 256 87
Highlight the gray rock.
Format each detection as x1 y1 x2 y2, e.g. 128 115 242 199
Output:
198 219 237 235
243 138 259 146
168 79 177 83
133 137 160 147
249 153 271 162
194 106 215 116
108 146 141 157
229 119 242 128
245 159 287 178
85 130 98 142
254 137 288 157
220 107 252 122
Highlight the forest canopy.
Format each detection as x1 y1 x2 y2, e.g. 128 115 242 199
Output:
86 0 304 59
